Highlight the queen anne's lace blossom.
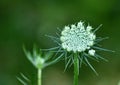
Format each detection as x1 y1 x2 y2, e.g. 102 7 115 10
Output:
47 21 111 76
60 21 96 53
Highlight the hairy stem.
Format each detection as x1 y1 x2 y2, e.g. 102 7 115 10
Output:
38 69 42 85
74 53 79 85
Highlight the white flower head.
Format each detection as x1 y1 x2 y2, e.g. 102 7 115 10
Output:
47 21 112 75
60 21 96 53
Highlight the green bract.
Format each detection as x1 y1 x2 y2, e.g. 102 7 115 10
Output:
23 46 53 69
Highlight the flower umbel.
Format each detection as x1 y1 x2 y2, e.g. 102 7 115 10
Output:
47 21 113 75
47 21 114 85
60 22 96 53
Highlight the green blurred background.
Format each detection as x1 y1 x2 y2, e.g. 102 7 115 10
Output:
0 0 120 85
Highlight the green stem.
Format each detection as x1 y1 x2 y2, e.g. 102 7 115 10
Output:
74 53 79 85
38 69 42 85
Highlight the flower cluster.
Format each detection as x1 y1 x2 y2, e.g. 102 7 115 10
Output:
60 22 96 55
45 21 112 75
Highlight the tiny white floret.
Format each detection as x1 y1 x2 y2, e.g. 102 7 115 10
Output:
86 25 93 31
88 49 95 56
